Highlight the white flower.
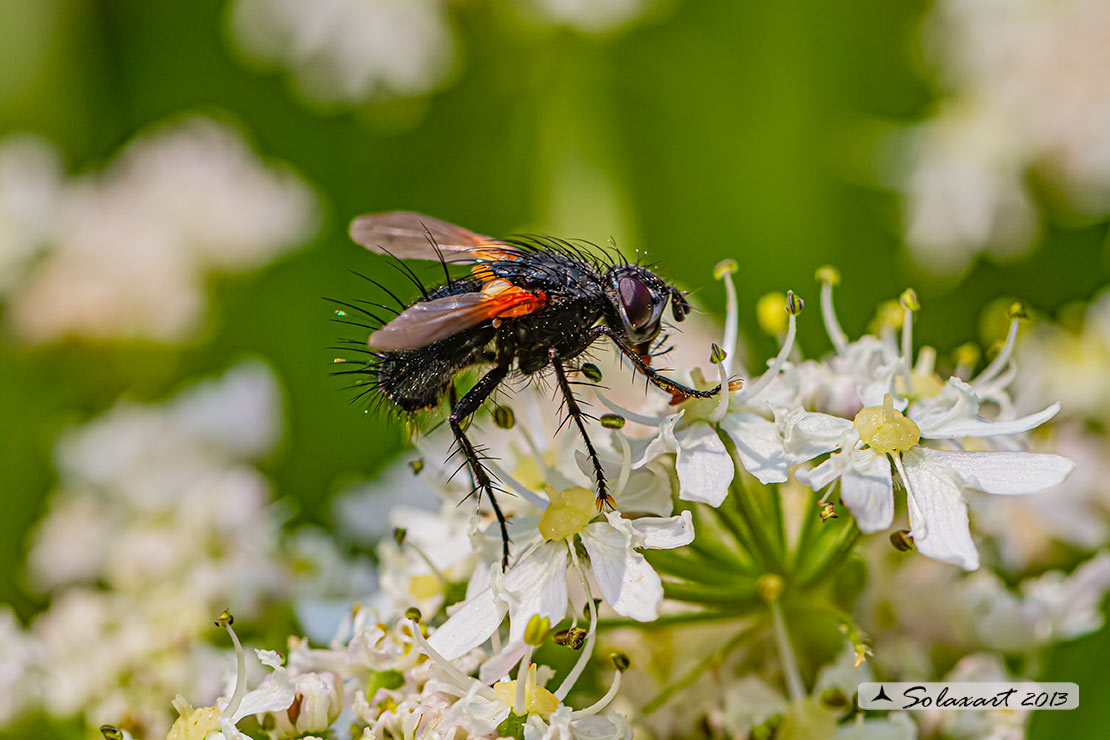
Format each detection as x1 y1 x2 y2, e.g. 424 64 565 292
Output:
7 118 316 343
0 134 62 296
786 386 1073 570
616 272 801 506
428 487 694 661
228 0 454 105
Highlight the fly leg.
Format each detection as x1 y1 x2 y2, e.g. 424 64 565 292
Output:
588 325 726 400
450 363 513 568
549 349 614 510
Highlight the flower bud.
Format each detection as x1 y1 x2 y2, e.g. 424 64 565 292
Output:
713 258 739 280
580 362 603 383
524 614 550 647
757 573 784 602
600 414 626 430
272 672 344 739
493 405 515 429
815 265 840 286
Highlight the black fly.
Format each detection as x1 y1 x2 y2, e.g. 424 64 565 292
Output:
340 211 724 567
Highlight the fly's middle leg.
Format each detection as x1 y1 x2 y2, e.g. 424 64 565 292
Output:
549 348 614 510
449 363 512 568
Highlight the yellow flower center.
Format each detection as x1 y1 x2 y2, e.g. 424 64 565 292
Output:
168 707 221 740
493 665 560 716
894 369 945 400
538 486 597 541
853 394 920 455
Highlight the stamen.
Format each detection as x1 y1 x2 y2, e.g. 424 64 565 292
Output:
611 431 632 502
817 266 848 354
715 259 740 376
408 618 498 701
899 289 919 400
555 542 599 701
569 667 623 719
514 646 535 715
736 309 797 402
768 596 804 703
972 316 1019 391
708 355 731 423
215 610 247 720
595 390 669 427
889 454 923 541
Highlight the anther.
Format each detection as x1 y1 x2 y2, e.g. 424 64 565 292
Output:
599 414 626 430
814 265 840 286
580 363 603 383
609 651 631 672
408 459 424 475
786 290 804 316
393 528 407 546
890 529 914 552
553 627 588 650
900 288 920 312
405 607 422 623
710 343 727 365
99 726 125 740
524 614 550 647
493 405 516 429
713 258 739 280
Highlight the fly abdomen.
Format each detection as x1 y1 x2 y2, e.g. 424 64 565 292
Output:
376 327 495 412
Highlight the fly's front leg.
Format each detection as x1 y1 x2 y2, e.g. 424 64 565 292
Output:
587 325 725 400
549 348 614 510
450 363 513 568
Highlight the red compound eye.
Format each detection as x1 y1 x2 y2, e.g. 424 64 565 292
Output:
619 276 654 329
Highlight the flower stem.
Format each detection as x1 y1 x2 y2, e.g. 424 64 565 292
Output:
769 599 805 702
642 622 761 714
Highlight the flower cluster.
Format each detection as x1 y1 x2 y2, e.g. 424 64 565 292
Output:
225 0 666 107
8 265 1108 740
0 363 370 738
0 118 316 342
899 0 1110 275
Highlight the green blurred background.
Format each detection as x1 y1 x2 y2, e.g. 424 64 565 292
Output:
2 0 1108 737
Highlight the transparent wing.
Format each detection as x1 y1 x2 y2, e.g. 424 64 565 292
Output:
368 280 545 352
349 211 512 263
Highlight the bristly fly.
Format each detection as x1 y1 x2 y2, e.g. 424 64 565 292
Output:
335 211 725 567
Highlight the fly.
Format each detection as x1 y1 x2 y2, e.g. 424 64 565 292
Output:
338 211 726 567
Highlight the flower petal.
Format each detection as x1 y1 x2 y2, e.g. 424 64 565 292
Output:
580 521 663 622
629 510 695 549
719 412 789 485
914 377 1059 439
231 672 295 722
795 453 844 491
840 450 894 533
777 407 852 463
503 543 569 644
674 421 734 506
915 448 1075 495
901 448 980 570
428 584 507 661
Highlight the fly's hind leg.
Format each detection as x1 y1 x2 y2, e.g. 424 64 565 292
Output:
450 363 513 568
549 349 614 511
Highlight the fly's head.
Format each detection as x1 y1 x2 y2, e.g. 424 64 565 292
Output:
603 265 691 352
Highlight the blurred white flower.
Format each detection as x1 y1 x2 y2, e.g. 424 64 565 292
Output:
228 0 454 105
0 608 37 725
526 0 661 33
17 362 367 737
0 135 63 295
900 0 1110 273
5 117 316 343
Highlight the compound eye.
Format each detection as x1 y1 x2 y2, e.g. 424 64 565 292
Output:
618 276 654 329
